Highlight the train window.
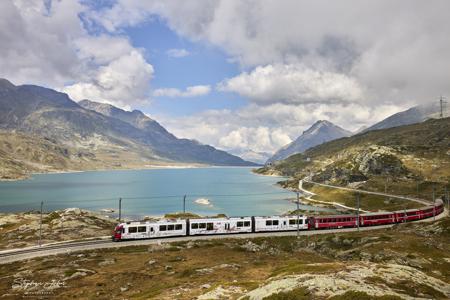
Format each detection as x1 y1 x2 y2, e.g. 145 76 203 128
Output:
138 226 146 233
150 227 154 232
266 220 272 226
237 221 243 227
128 227 137 233
175 224 182 230
168 224 175 231
191 223 198 229
159 225 167 231
289 219 296 225
244 221 250 227
299 219 303 225
199 223 206 229
207 223 213 230
273 220 279 226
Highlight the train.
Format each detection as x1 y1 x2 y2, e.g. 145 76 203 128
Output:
112 199 444 241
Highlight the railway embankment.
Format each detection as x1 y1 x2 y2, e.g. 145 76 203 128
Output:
1 215 449 299
0 208 116 250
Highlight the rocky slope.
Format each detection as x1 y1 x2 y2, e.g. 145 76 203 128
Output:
257 118 450 199
363 101 445 133
267 120 351 164
0 79 255 179
79 99 257 166
1 211 449 299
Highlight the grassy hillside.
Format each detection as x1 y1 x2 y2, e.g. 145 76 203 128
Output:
0 131 200 180
257 118 450 203
1 213 449 299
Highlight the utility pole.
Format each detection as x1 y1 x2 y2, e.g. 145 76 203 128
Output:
439 96 447 118
39 201 43 247
183 195 186 214
296 192 300 239
416 180 420 198
432 184 436 221
356 193 360 231
118 197 122 223
445 187 450 216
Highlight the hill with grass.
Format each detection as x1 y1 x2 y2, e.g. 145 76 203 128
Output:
257 118 450 201
0 79 256 179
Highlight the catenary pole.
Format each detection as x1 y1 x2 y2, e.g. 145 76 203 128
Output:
183 195 186 213
432 185 436 221
356 193 360 231
296 192 300 238
446 186 449 217
39 201 43 247
118 197 122 223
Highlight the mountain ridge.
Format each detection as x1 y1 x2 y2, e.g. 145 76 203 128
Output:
267 120 351 164
362 102 444 133
0 78 256 179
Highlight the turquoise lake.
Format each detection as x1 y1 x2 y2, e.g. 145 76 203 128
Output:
0 167 330 218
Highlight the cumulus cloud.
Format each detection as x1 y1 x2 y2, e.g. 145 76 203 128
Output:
156 101 403 162
93 0 450 106
153 85 211 98
166 48 190 58
63 50 154 109
0 0 84 86
0 0 155 109
218 64 364 105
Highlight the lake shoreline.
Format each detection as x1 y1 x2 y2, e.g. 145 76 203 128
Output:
1 164 264 182
0 167 304 217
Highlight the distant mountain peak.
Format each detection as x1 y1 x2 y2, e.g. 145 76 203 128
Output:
0 78 16 90
363 102 444 133
267 120 351 163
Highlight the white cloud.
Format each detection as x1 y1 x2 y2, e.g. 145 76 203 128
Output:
218 64 364 105
166 48 190 58
93 0 450 107
63 50 154 110
153 85 211 98
0 0 155 110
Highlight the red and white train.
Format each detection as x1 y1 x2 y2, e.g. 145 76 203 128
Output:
112 200 444 241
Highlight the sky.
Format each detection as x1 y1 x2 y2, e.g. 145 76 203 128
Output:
1 0 449 162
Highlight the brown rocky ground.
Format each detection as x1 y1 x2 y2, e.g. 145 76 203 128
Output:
1 216 449 299
0 208 116 249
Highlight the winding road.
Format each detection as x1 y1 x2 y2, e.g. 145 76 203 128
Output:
303 180 432 206
1 181 447 265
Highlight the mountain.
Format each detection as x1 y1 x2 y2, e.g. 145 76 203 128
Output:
0 79 255 179
267 120 351 163
78 99 258 166
353 125 368 135
227 149 272 165
257 117 450 193
363 102 444 133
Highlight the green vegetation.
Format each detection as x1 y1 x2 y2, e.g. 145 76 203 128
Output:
329 291 402 300
1 216 449 299
263 287 311 300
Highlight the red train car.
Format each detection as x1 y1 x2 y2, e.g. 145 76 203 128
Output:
360 212 395 226
308 215 357 229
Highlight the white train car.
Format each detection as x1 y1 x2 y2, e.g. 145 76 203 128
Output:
114 219 187 240
189 217 253 235
254 215 308 232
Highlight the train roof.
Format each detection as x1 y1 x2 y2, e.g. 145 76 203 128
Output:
311 214 357 219
118 219 187 226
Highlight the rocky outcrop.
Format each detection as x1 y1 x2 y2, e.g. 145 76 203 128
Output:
312 145 409 184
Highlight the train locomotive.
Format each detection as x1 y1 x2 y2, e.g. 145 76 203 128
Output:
112 199 444 241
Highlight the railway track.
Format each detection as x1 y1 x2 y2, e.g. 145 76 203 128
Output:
1 209 446 265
